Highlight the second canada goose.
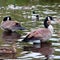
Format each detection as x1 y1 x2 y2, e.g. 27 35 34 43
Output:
22 16 54 42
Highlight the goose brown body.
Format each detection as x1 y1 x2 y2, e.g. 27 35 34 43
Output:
0 16 25 31
23 16 54 42
1 21 20 30
28 28 52 42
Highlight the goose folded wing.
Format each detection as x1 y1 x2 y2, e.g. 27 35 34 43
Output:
28 28 52 41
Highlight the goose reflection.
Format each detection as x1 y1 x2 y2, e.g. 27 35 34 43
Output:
1 31 21 43
0 45 16 59
23 42 54 60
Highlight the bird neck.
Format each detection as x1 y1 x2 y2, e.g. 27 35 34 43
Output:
44 20 49 28
44 20 54 34
48 25 54 34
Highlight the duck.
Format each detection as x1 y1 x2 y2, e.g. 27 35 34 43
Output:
22 16 54 43
0 16 25 32
31 11 39 21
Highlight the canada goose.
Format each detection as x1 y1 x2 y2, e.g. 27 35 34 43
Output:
31 11 39 21
22 16 54 42
0 16 25 32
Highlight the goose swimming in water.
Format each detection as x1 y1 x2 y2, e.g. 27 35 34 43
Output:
22 16 54 42
0 16 25 32
31 11 39 21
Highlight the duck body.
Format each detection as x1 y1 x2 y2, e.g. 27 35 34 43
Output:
23 28 52 42
23 16 54 42
29 28 52 41
1 21 21 31
0 16 25 31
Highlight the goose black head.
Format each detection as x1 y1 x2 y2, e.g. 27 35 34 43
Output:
3 16 11 21
44 16 54 28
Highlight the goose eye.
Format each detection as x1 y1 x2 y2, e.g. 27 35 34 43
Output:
16 23 19 25
15 23 21 26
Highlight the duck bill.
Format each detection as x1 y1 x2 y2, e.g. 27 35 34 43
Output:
51 20 56 24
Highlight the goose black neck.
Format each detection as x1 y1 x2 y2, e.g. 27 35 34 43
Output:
44 19 49 28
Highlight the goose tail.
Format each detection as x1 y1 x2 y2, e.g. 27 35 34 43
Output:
22 35 40 42
22 35 30 42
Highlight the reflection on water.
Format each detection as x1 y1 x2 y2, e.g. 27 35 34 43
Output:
23 42 54 60
0 31 19 59
1 31 21 43
0 46 16 59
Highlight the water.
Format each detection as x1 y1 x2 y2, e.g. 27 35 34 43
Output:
0 1 60 60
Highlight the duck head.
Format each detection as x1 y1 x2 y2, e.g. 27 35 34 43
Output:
44 16 54 34
14 22 25 30
44 16 54 28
